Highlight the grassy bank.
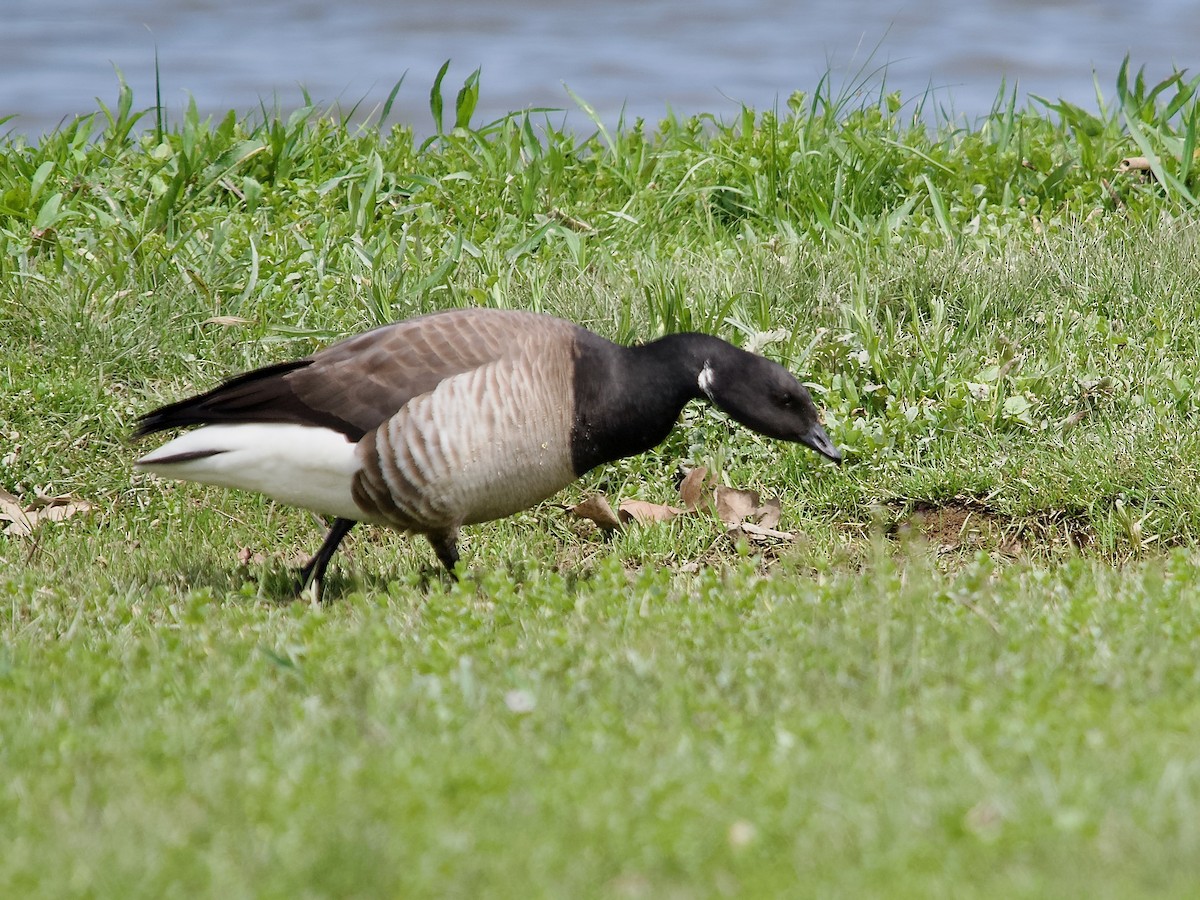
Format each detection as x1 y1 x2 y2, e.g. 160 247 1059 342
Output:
4 64 1200 896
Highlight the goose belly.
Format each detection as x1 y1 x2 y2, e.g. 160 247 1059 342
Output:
351 358 576 531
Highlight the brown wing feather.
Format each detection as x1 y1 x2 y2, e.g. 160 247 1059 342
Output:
135 308 577 441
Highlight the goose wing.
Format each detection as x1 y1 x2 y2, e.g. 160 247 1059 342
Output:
135 308 572 441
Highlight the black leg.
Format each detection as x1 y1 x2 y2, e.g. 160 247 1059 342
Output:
427 529 460 579
297 517 357 597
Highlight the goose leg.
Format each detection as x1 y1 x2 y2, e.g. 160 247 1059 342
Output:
427 529 460 579
297 517 357 597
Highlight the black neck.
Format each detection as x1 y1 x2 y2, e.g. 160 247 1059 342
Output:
570 331 723 475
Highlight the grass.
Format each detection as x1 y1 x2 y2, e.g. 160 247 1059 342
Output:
5 60 1200 895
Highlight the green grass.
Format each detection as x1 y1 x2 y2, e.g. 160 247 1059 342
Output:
5 61 1200 896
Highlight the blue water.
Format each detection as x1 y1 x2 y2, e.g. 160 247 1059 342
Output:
4 0 1199 138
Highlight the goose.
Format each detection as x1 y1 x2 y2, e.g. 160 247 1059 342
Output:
134 307 842 594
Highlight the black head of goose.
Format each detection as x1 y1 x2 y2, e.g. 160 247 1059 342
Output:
135 308 841 594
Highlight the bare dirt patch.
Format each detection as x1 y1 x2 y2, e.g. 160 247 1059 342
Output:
889 498 1094 558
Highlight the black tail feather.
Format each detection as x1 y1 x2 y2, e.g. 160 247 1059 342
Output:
133 359 346 438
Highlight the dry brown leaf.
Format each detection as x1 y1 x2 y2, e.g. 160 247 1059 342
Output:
28 493 75 509
730 521 796 543
3 518 35 537
546 208 595 233
714 484 760 525
755 497 782 530
570 494 623 531
0 488 27 532
1 490 94 537
202 315 253 327
678 466 714 510
617 499 684 525
1061 409 1087 431
236 546 266 566
33 499 94 524
565 474 791 541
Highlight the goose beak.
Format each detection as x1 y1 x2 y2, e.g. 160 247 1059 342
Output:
801 421 842 464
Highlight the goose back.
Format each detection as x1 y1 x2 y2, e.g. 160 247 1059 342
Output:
135 308 578 441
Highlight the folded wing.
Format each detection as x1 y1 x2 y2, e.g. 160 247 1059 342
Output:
134 308 568 440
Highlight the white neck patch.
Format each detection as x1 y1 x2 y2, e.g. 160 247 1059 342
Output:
697 361 716 400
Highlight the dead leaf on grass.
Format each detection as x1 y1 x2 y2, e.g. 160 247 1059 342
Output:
755 497 782 530
714 484 760 525
711 484 794 542
569 494 622 531
564 468 792 545
236 546 267 566
678 466 714 511
617 499 684 525
202 315 253 327
546 208 595 233
1 488 95 537
0 488 24 528
730 520 796 543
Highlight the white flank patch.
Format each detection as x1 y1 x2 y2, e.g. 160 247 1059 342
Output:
136 423 366 521
697 360 716 400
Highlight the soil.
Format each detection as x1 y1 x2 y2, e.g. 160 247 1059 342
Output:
889 499 1093 558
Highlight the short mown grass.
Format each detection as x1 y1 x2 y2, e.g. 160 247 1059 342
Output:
4 62 1200 896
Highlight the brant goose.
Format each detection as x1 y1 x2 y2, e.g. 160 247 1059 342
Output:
135 308 841 593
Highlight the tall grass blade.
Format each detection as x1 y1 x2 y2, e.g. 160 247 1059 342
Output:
921 174 953 240
29 161 55 204
430 60 451 135
154 46 165 141
237 235 260 307
563 84 613 152
454 68 481 131
376 74 406 129
1180 102 1198 184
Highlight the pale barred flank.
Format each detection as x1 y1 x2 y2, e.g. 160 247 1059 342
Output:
352 352 577 533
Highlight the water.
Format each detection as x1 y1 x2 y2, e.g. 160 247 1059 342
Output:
4 0 1199 139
